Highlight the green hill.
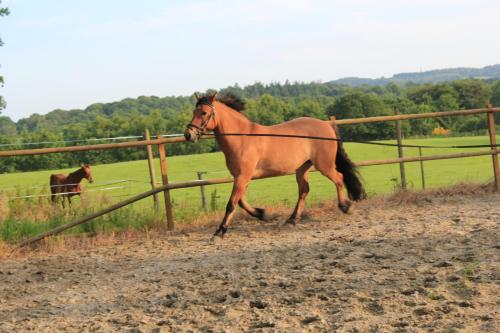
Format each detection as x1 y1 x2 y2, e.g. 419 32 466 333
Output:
333 64 500 86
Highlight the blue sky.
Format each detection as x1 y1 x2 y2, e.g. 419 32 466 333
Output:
1 0 499 120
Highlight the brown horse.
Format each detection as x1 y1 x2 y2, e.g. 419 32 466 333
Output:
50 164 94 208
185 92 366 237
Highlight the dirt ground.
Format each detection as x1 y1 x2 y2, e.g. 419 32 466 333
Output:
0 189 499 332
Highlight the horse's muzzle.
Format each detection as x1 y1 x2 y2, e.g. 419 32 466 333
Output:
184 128 199 142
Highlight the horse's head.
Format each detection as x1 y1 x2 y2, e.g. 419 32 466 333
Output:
81 164 94 183
184 92 217 142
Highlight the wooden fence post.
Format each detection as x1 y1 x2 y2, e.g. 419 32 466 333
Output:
487 103 499 191
157 134 174 230
144 129 159 210
395 112 407 190
197 171 207 211
418 147 426 189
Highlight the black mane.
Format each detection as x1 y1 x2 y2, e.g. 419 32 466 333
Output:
196 92 246 112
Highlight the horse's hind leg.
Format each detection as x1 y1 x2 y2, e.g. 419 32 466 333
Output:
287 161 313 225
238 196 266 221
321 168 351 213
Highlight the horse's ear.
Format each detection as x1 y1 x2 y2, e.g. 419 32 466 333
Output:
194 92 199 100
81 163 85 168
209 92 217 103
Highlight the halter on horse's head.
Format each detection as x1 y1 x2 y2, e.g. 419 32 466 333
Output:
184 92 217 142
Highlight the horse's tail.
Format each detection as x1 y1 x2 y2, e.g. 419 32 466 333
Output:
331 118 367 201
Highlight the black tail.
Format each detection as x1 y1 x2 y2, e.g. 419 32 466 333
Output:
333 123 367 201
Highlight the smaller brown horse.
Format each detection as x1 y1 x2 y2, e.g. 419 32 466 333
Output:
50 164 94 208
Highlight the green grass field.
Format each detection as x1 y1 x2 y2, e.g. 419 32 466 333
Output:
0 135 498 241
1 135 498 207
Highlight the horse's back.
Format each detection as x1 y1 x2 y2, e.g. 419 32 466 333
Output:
265 117 337 149
50 174 66 184
50 174 67 194
250 117 338 176
269 117 335 136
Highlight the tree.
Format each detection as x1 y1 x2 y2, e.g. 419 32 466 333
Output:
293 98 326 120
0 115 16 135
0 1 9 113
490 81 500 123
451 79 491 109
245 94 288 125
326 91 394 140
1 78 499 172
491 81 500 107
385 82 402 96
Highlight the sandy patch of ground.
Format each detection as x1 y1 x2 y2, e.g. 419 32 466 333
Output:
0 191 499 332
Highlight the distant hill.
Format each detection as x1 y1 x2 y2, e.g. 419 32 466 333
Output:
332 64 500 86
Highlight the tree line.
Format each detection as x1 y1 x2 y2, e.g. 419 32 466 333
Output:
0 79 500 173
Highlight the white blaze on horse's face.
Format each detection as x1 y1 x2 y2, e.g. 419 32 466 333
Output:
185 104 215 142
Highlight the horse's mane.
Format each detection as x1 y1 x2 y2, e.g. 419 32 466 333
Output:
197 93 246 112
69 167 83 176
69 165 88 177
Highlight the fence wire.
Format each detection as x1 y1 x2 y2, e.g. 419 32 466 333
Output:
0 179 149 192
5 186 126 200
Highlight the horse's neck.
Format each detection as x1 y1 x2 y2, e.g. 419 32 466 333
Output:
214 107 254 152
215 107 253 136
67 169 84 183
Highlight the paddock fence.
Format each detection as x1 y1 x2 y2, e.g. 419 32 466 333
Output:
0 105 498 247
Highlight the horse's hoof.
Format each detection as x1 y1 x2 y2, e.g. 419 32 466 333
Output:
255 208 267 221
284 217 298 225
213 225 227 238
338 201 352 214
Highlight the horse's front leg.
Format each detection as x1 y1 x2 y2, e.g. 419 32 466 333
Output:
238 196 267 221
214 175 251 237
50 187 57 205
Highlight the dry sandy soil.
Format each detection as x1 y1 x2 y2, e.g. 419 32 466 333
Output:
0 190 499 332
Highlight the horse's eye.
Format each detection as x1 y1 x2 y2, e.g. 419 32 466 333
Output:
201 111 207 116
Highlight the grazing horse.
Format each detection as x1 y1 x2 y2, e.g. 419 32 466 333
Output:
184 92 366 237
50 164 94 208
